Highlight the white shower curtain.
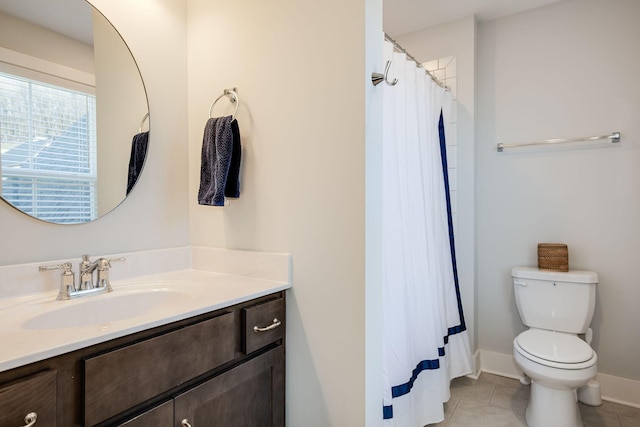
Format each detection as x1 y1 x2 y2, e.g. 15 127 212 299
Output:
381 39 473 426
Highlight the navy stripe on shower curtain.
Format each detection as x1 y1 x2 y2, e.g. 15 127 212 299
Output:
438 111 466 333
383 111 466 420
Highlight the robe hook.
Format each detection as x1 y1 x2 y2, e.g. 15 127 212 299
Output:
371 61 398 86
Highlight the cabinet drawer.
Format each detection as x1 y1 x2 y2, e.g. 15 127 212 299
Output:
243 297 285 354
84 312 235 426
0 370 56 427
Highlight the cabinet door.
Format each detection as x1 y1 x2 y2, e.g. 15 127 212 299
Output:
175 346 284 427
118 400 173 427
0 370 57 427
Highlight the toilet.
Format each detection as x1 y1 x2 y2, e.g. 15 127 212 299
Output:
512 267 598 427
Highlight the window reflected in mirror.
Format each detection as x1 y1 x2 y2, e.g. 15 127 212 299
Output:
0 72 98 223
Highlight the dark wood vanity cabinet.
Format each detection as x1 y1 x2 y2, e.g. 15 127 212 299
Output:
0 292 285 427
0 370 57 427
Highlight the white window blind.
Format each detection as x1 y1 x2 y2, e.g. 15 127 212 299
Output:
0 72 97 223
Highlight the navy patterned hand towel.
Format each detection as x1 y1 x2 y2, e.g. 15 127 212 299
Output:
126 131 149 195
198 116 241 206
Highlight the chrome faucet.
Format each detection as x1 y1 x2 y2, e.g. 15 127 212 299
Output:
39 255 125 300
79 254 99 290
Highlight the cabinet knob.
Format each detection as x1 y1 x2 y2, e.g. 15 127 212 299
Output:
20 412 37 427
181 418 192 427
253 318 282 333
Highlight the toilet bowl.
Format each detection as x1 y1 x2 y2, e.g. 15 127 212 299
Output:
511 267 600 427
513 329 597 427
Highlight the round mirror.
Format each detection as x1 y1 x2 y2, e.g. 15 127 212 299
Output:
0 0 149 224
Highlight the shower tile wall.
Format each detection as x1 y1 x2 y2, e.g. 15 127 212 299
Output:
424 56 458 230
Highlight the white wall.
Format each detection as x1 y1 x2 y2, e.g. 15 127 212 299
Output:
94 10 148 215
0 11 94 75
187 0 375 424
0 0 189 265
394 16 478 352
365 1 384 425
476 0 640 381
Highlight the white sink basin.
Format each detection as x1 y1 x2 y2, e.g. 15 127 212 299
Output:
22 289 191 330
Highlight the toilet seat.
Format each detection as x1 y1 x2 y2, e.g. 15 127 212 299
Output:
515 329 596 370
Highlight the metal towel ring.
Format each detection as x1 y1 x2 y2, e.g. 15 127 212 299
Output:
138 112 149 133
209 88 239 121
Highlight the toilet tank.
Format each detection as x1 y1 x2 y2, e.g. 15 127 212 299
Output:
512 267 598 334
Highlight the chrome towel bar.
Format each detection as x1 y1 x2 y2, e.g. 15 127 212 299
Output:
497 132 621 152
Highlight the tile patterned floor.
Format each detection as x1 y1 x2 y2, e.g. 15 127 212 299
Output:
426 373 640 427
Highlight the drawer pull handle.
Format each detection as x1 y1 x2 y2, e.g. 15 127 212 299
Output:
181 419 192 427
253 318 282 333
20 412 37 427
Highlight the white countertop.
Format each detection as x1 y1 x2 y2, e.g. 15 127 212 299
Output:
0 269 290 373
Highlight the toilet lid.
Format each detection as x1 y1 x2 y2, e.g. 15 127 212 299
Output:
516 329 594 364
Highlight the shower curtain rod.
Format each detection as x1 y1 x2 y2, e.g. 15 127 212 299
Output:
384 32 448 90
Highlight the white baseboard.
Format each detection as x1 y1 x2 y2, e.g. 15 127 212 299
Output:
473 349 640 409
478 349 522 380
595 372 640 408
466 349 482 380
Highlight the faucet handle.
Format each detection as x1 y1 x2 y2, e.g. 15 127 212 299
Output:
38 261 73 274
101 256 126 267
96 257 125 290
39 262 76 300
96 256 126 272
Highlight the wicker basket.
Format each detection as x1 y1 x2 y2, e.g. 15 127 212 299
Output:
538 243 569 272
